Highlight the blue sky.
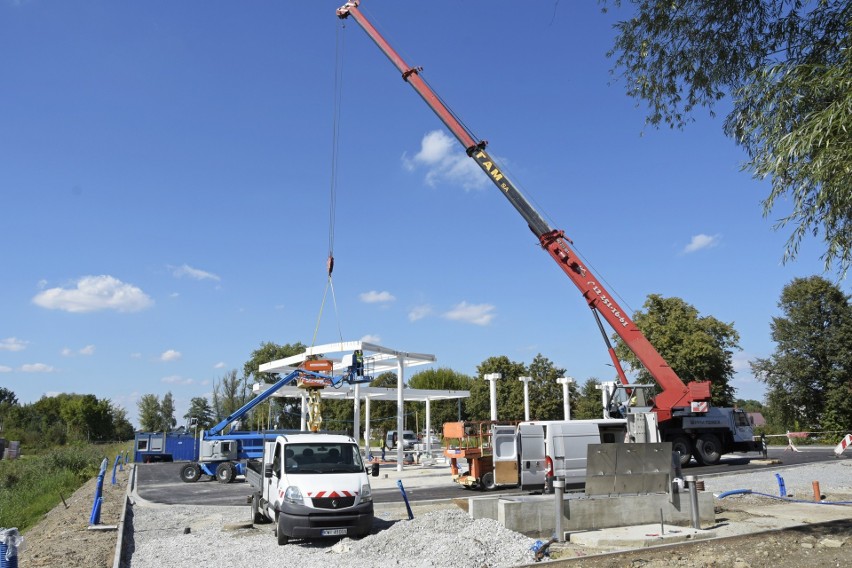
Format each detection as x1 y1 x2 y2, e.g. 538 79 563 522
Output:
2 1 843 428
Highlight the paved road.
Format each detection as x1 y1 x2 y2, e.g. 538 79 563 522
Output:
134 445 836 507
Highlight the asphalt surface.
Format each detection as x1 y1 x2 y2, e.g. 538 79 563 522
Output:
134 445 838 507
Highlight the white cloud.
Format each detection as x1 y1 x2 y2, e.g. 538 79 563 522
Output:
0 366 11 373
402 130 488 191
162 375 194 385
1 337 27 351
62 344 96 357
732 352 754 375
171 264 221 282
21 363 56 373
442 301 496 326
214 361 226 369
360 334 381 344
683 234 720 254
359 290 396 304
408 304 433 322
130 352 142 359
160 349 182 362
32 275 154 313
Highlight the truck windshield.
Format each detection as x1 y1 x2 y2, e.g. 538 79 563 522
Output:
284 443 364 474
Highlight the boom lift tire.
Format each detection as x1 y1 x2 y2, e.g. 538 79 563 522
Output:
216 462 235 484
669 435 694 467
693 433 722 465
481 471 496 491
276 514 290 545
180 463 201 483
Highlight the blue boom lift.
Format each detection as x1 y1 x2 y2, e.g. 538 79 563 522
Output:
178 350 371 483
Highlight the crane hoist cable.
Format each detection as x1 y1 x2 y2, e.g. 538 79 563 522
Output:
310 21 347 350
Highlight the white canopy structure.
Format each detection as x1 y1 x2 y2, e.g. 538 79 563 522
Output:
257 341 469 470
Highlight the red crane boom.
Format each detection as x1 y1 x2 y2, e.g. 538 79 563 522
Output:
336 1 711 421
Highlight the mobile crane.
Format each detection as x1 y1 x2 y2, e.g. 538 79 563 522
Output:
336 1 760 466
178 351 371 483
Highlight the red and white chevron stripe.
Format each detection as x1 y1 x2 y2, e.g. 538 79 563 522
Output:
307 490 358 498
834 433 852 456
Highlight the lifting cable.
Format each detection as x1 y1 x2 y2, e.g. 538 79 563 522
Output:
310 22 347 349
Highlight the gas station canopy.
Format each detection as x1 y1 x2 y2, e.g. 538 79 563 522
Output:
255 340 469 402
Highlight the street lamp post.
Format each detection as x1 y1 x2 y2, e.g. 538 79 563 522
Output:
518 376 532 421
484 373 502 422
557 377 575 420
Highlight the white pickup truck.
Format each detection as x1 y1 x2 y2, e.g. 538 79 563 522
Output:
245 433 374 545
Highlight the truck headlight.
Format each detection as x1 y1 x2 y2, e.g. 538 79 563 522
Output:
360 483 373 503
284 486 303 505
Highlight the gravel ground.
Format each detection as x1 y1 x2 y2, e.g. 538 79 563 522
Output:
123 459 852 567
126 503 536 568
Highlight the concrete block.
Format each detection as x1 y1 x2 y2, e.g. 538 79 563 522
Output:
467 496 500 520
496 492 714 538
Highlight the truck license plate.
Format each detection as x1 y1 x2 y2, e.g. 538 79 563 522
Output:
321 529 347 536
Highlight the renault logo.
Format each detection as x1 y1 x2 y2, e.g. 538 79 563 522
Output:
331 499 339 508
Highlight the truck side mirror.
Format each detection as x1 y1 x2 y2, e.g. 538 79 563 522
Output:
264 463 273 478
371 462 380 477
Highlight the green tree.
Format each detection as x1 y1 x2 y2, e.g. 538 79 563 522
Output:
574 378 605 420
184 397 214 430
526 354 570 421
241 341 308 429
751 276 852 435
408 367 475 433
212 369 249 426
59 394 113 442
0 387 18 434
160 392 176 432
612 295 740 407
137 394 162 431
368 372 402 444
466 356 528 422
111 405 136 440
602 0 852 275
735 399 766 414
0 387 17 406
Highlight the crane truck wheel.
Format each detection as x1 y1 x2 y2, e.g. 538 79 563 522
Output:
694 434 722 465
481 471 496 491
276 514 290 545
215 462 235 483
669 436 693 467
180 463 201 483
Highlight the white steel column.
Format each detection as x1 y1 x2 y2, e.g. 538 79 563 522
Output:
397 354 406 471
518 376 532 421
557 377 575 421
425 398 432 457
484 373 502 422
353 383 361 449
300 393 307 431
364 396 372 459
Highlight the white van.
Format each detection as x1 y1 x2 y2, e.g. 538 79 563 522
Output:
385 430 417 450
493 419 627 489
246 433 374 545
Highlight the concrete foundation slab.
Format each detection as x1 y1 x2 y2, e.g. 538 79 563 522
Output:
568 523 716 548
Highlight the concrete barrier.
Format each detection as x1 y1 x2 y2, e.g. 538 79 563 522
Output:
468 491 715 538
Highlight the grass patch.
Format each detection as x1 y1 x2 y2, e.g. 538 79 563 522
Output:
0 442 130 533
